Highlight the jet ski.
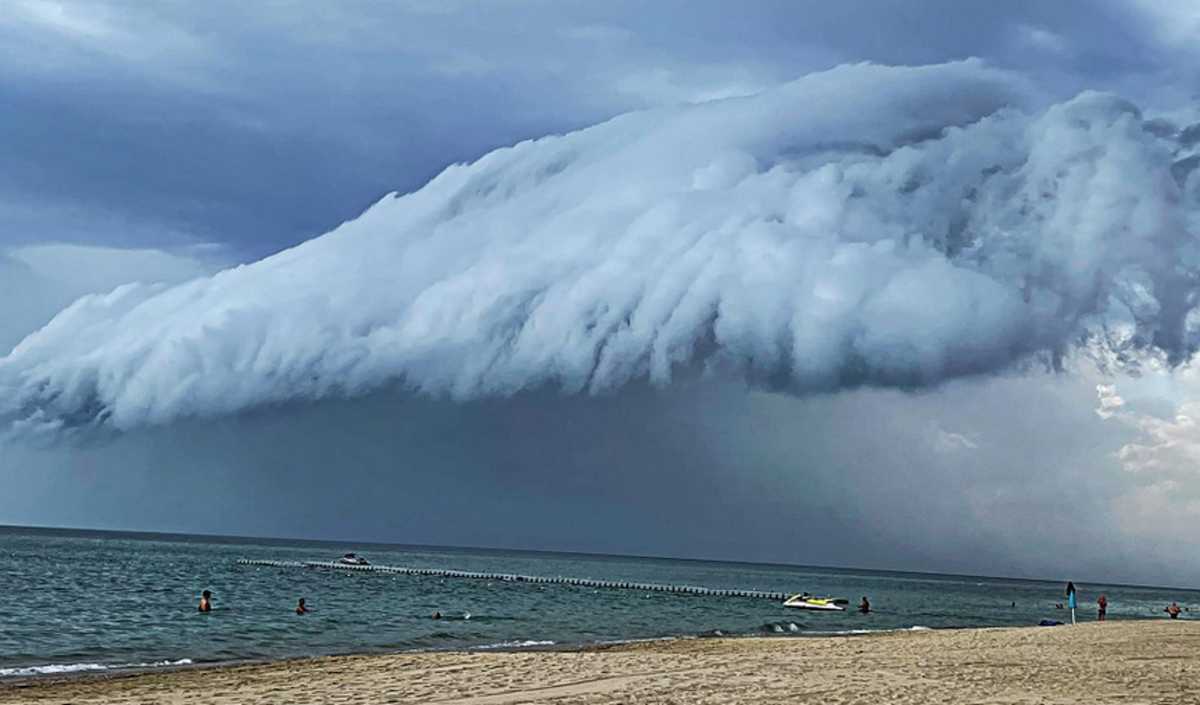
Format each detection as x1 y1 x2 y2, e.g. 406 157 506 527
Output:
783 593 846 611
337 552 370 566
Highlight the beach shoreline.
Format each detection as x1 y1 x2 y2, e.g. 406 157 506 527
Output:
4 621 1198 704
0 625 1042 687
0 632 696 687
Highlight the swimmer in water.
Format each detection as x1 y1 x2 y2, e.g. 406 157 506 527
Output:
432 611 442 620
198 590 213 613
296 598 308 615
859 596 870 614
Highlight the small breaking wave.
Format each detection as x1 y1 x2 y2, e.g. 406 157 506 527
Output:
0 658 193 678
759 621 805 634
473 639 556 650
802 625 935 636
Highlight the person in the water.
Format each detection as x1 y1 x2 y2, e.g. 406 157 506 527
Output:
859 596 870 614
198 590 213 613
296 598 308 615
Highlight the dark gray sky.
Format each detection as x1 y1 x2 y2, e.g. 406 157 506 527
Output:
2 0 1200 586
2 0 1193 258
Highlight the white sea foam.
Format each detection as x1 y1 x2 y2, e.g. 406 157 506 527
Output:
473 639 556 650
0 658 193 678
800 626 935 636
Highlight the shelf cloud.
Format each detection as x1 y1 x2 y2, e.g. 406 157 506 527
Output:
2 60 1198 436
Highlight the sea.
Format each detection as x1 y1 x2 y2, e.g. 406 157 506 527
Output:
2 525 1197 679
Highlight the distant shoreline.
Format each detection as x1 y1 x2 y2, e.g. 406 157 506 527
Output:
3 622 1198 704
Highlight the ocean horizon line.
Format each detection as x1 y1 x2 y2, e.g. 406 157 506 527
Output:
2 522 1193 594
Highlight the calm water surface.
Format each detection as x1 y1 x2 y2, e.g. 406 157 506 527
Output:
2 526 1196 677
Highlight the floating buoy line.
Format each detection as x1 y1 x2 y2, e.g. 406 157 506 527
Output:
236 558 790 601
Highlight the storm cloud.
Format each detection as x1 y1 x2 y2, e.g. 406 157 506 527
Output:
2 60 1198 435
2 0 1195 257
4 1 1200 587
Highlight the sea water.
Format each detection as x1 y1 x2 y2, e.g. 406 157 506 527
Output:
1 526 1196 677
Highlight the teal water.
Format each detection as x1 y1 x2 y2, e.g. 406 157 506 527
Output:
2 526 1197 677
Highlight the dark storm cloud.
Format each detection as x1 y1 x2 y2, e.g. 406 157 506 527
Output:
3 0 1200 587
0 0 1190 256
3 376 1189 586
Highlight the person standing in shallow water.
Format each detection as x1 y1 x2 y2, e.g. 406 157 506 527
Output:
198 590 213 613
859 596 870 614
1097 594 1108 621
296 598 308 615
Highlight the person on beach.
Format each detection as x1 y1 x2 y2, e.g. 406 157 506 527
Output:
296 598 308 615
1097 594 1108 621
859 596 870 614
1065 581 1077 624
1166 602 1182 619
198 590 213 613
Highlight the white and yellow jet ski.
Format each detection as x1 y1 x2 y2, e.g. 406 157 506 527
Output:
783 594 846 611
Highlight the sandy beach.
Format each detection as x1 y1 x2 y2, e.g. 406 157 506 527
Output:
3 620 1197 704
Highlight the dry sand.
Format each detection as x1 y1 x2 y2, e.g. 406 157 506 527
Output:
3 621 1198 704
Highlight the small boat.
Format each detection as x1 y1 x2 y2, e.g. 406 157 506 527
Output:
337 553 370 566
783 594 845 611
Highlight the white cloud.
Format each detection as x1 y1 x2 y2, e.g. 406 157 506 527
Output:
1110 398 1200 483
10 244 216 294
1129 0 1200 48
12 0 114 39
932 426 980 453
614 67 771 105
0 243 222 354
1096 374 1200 546
1095 383 1125 419
1013 25 1070 56
0 0 221 93
1 60 1198 437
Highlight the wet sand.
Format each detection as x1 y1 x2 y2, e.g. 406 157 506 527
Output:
3 621 1197 704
